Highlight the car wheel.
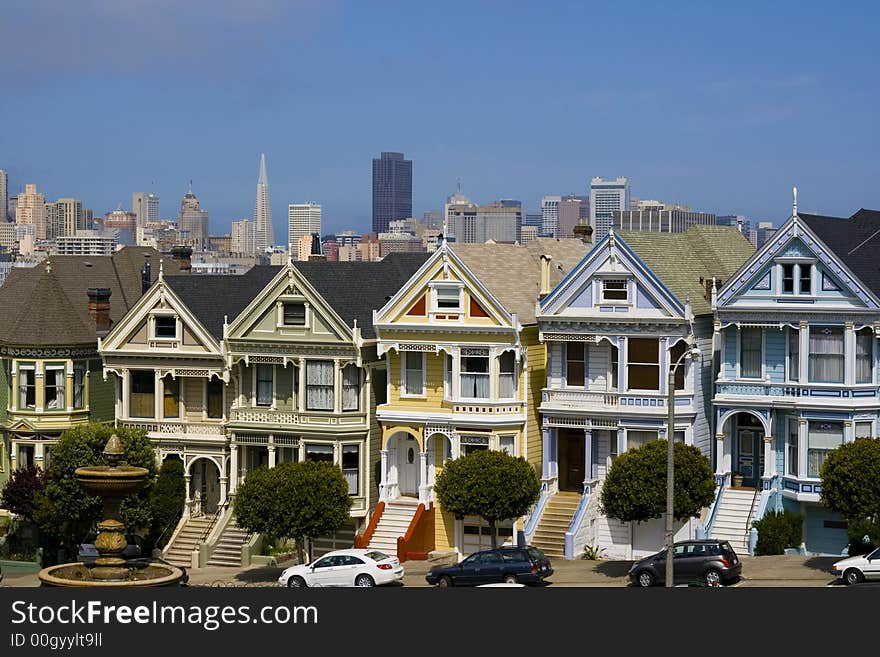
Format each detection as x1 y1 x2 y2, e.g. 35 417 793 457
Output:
704 569 723 587
287 576 307 588
437 575 453 588
503 574 518 584
355 574 375 587
844 568 864 586
637 570 655 587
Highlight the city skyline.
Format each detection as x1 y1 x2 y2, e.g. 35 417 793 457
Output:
1 2 878 237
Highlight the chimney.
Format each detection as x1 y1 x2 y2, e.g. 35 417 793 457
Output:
88 288 112 333
539 254 552 299
141 254 151 293
170 245 192 272
573 221 593 245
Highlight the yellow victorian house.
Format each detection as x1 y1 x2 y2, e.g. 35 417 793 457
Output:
363 238 589 559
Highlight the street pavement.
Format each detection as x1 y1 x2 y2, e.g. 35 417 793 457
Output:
0 553 846 588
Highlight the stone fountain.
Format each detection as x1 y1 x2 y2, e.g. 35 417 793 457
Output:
38 435 184 587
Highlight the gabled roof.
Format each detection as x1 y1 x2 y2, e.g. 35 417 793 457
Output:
451 238 591 324
0 247 180 348
799 209 880 297
292 253 430 338
164 265 283 339
617 225 755 316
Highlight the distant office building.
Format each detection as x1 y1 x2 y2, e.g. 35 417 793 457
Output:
446 200 521 244
295 233 314 262
717 214 751 236
15 184 47 240
422 229 442 253
103 208 137 246
422 209 444 231
288 203 322 256
614 204 716 233
523 211 543 229
520 225 539 243
322 238 339 262
749 221 777 249
132 192 159 237
378 232 424 257
335 230 361 248
590 176 630 241
177 187 209 248
0 253 13 288
55 230 117 256
372 151 412 234
46 197 86 239
0 222 16 253
0 170 7 222
231 218 256 255
540 196 561 237
498 199 522 208
207 235 232 253
358 233 381 262
557 195 589 238
253 153 274 252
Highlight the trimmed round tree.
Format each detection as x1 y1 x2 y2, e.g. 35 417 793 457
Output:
433 449 541 549
600 440 715 523
820 437 880 554
233 460 352 563
149 456 186 549
0 464 46 521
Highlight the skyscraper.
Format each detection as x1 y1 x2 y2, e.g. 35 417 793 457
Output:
557 195 589 238
132 191 159 245
253 153 274 253
372 151 412 234
541 196 561 237
0 170 8 222
178 186 209 248
288 203 322 259
231 218 256 255
15 184 47 240
590 176 630 241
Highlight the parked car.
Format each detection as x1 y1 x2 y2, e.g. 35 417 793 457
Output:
277 548 404 588
628 539 741 587
426 546 553 587
831 547 880 585
78 533 144 565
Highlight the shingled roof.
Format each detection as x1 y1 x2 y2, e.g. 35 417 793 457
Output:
164 265 284 340
293 253 430 339
799 209 880 297
451 238 592 325
617 225 755 317
0 247 180 348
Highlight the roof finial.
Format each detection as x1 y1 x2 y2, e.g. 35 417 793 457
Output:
45 258 51 274
159 258 164 282
792 186 798 217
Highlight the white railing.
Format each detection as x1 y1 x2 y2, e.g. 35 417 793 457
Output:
543 389 619 407
451 401 524 415
120 420 225 436
229 408 300 424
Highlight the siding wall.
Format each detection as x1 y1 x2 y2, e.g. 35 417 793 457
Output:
525 341 545 473
723 328 737 379
88 358 116 422
388 351 447 409
588 343 609 390
693 317 714 457
547 342 564 388
765 329 785 383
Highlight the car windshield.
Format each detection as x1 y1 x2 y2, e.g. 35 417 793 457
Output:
364 551 390 562
526 547 545 562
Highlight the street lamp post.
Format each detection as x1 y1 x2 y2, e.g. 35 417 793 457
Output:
665 338 701 588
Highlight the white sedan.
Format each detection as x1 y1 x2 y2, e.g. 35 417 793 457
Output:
831 546 880 585
278 548 405 588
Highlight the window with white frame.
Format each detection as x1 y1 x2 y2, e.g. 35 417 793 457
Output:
609 433 618 463
740 327 763 379
627 430 657 451
461 435 490 456
498 435 516 455
460 355 490 399
781 263 795 294
154 315 177 339
787 327 799 382
444 354 452 398
627 339 660 390
256 364 274 407
566 342 585 387
807 421 843 477
342 364 361 411
282 302 306 326
673 430 685 443
809 326 844 383
799 264 813 295
18 365 35 410
403 352 425 396
44 365 65 410
305 443 334 462
341 444 360 495
610 345 618 389
73 362 86 409
306 360 334 411
669 341 687 391
499 351 516 399
435 285 462 311
786 421 799 477
130 370 155 418
856 327 873 384
855 421 873 440
601 278 628 302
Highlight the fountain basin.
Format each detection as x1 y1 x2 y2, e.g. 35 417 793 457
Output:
38 561 184 587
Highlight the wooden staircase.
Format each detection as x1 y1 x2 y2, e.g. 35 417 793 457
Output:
163 516 214 567
531 493 581 559
366 499 419 555
206 519 250 567
709 487 760 554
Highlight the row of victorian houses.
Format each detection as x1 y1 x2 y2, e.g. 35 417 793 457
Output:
2 196 879 565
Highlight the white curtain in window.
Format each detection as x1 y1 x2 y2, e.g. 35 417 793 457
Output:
856 329 873 384
807 422 843 477
306 361 334 410
461 356 489 399
627 430 657 451
740 328 762 378
499 352 516 398
404 352 423 395
19 369 31 408
809 327 844 383
46 368 65 410
342 364 360 411
74 364 86 408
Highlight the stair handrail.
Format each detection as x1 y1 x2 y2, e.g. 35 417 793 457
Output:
698 484 724 539
523 491 551 541
396 503 433 563
744 484 762 542
354 501 385 549
563 493 592 560
161 514 191 561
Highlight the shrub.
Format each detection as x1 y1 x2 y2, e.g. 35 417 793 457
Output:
752 510 803 555
581 544 606 560
0 465 46 521
148 457 186 549
845 517 880 556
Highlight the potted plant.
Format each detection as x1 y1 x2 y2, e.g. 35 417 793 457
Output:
732 471 744 488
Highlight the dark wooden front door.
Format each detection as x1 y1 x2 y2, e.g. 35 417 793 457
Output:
559 430 585 492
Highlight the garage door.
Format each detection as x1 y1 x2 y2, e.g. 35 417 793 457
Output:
462 517 514 555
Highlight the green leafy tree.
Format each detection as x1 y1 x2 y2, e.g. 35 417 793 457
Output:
433 449 541 549
600 440 715 523
0 464 46 521
820 437 880 555
32 423 157 561
148 456 186 549
234 460 352 563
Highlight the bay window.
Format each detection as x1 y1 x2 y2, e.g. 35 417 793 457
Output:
855 422 873 440
444 354 452 398
856 327 873 384
566 343 585 387
403 352 425 396
342 444 360 495
807 421 843 478
610 345 618 389
342 364 361 411
256 364 274 407
740 327 763 379
73 362 86 409
305 443 334 462
461 355 490 399
207 377 223 418
627 430 657 451
786 421 799 477
306 360 334 411
669 341 687 390
130 371 155 418
787 327 799 381
499 351 516 398
498 435 515 455
162 375 179 418
809 326 844 383
45 366 65 410
627 338 659 390
19 365 35 410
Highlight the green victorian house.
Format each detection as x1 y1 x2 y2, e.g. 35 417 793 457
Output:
0 247 179 487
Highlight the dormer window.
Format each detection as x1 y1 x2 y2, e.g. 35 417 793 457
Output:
283 302 306 326
601 279 628 302
782 264 795 294
436 286 462 311
154 316 177 339
779 261 814 295
799 265 813 295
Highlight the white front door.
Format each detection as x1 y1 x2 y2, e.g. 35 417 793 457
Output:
397 441 418 497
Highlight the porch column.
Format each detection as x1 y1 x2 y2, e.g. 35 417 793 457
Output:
34 443 45 468
617 337 626 392
298 358 306 413
762 435 775 483
541 428 551 488
9 440 18 469
219 476 228 508
121 369 130 419
183 472 192 517
155 371 163 420
418 449 429 504
583 428 594 494
379 449 389 502
715 434 726 476
65 366 74 412
617 428 626 458
659 337 669 395
268 435 276 468
229 443 239 493
333 359 342 414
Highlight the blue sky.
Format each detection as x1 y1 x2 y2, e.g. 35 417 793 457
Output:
1 1 878 237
